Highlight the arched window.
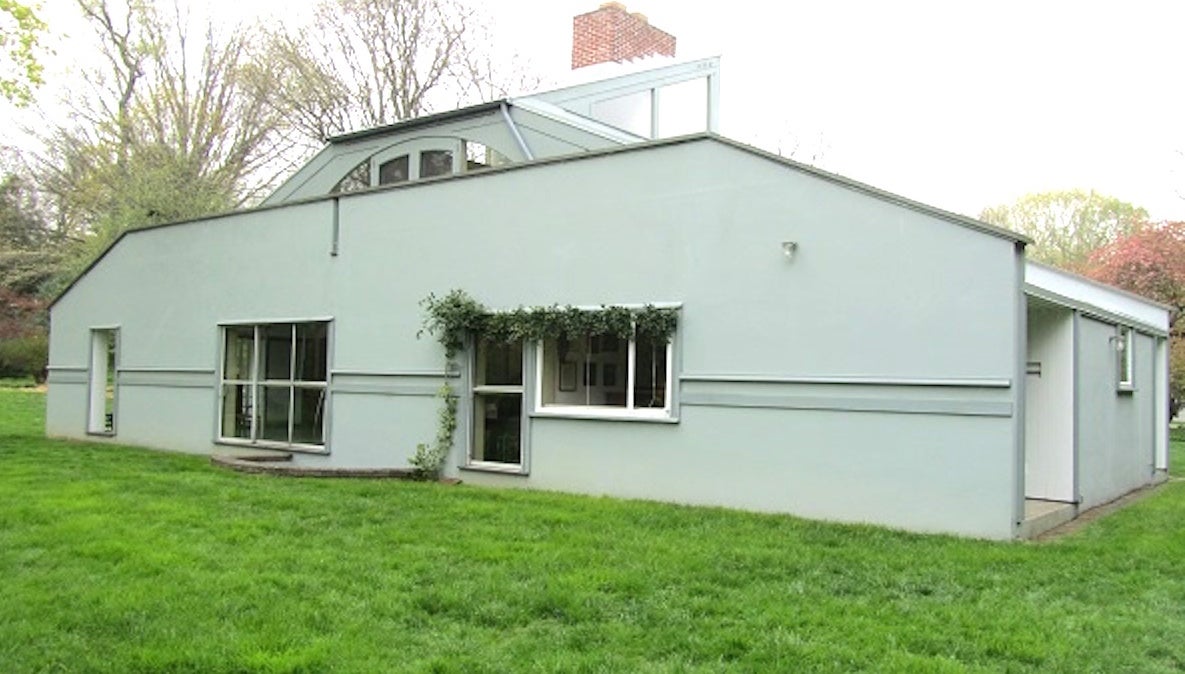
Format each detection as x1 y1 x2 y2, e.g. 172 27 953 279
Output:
329 137 513 194
378 155 409 185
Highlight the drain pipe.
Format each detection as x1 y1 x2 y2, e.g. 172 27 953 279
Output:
501 101 534 161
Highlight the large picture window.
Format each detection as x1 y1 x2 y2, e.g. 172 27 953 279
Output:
537 330 672 419
220 321 329 449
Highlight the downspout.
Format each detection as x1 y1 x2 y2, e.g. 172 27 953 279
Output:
500 102 534 161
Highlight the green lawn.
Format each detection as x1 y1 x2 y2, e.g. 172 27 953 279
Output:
2 391 1185 673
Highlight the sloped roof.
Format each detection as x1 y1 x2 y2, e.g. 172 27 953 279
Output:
1025 260 1171 334
50 134 1032 309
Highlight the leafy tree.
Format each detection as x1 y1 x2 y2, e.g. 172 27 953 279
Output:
0 170 64 295
33 0 287 291
264 0 530 147
0 0 46 106
1086 221 1185 417
979 190 1148 272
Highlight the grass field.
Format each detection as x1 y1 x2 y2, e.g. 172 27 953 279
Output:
2 390 1185 673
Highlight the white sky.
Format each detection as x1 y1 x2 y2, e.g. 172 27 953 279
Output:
12 0 1185 221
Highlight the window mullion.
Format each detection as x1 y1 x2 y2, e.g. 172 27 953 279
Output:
250 325 260 442
288 325 297 443
626 333 637 410
664 340 674 413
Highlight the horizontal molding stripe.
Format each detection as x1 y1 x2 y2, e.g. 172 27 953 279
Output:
46 365 87 372
117 367 215 374
331 384 439 398
681 374 1012 388
47 371 88 385
118 381 213 390
330 369 458 379
681 392 1013 418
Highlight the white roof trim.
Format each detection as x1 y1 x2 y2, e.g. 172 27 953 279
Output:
508 97 644 144
1025 261 1170 335
533 56 721 109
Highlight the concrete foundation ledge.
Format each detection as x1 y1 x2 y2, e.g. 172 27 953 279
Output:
211 452 422 479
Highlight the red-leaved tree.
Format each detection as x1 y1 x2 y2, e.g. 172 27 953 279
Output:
1086 221 1185 417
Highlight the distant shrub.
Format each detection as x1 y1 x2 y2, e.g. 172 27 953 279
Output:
0 334 48 382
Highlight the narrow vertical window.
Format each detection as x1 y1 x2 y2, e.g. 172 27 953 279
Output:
1117 326 1134 391
87 328 118 434
470 339 524 467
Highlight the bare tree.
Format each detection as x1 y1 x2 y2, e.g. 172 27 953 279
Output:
40 0 287 227
266 0 532 148
28 0 292 293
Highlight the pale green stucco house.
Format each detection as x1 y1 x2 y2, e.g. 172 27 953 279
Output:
46 60 1172 539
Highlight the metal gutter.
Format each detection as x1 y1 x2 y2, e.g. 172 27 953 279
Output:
325 101 505 144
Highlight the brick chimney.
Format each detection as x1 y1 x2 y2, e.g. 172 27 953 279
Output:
572 3 676 70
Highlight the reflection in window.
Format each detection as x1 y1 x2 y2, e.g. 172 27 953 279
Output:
220 321 329 448
539 327 672 417
378 155 409 185
331 160 370 193
1117 326 1134 390
471 340 523 466
420 150 454 178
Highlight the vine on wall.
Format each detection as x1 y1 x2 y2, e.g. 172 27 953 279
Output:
418 289 679 353
410 289 680 479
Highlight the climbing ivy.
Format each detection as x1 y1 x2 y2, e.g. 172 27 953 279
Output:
414 290 680 478
419 289 679 355
408 384 458 480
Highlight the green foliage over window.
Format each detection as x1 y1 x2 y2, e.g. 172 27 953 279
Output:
419 289 679 362
414 290 680 477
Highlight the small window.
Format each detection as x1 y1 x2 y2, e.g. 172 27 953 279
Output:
420 149 454 178
1117 326 1134 391
537 326 673 419
378 155 409 185
331 160 370 193
220 321 329 449
464 141 509 171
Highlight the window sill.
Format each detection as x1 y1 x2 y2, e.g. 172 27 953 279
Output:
215 438 330 455
532 407 678 424
460 462 528 476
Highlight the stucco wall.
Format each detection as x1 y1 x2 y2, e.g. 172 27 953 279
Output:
48 138 1023 538
1024 303 1075 502
1076 315 1156 509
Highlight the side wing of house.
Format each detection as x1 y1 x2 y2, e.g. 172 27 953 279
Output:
1024 263 1171 511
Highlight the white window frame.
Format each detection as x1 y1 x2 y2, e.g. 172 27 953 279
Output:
216 320 331 452
533 327 675 422
86 327 119 436
370 137 464 185
467 339 528 473
1117 326 1135 392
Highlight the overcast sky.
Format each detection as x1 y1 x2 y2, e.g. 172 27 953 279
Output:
16 0 1185 222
